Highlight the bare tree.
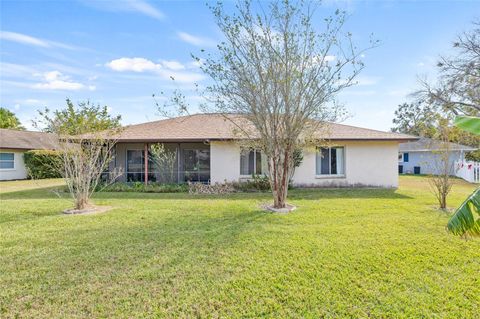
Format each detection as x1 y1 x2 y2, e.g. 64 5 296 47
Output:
428 120 454 210
418 21 480 116
159 0 375 209
150 143 177 183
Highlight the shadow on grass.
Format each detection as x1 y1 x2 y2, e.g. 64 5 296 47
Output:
0 186 67 200
0 186 413 201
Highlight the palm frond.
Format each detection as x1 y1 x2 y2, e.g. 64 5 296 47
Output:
454 116 480 135
447 188 480 237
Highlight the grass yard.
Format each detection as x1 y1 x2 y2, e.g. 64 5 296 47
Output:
1 176 479 318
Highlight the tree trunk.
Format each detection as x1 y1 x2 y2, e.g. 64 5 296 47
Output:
75 194 88 210
271 150 291 209
440 193 447 210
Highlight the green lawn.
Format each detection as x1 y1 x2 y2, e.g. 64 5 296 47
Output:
1 177 479 318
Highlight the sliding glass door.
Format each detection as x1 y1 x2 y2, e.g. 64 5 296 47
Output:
183 149 210 183
126 150 156 182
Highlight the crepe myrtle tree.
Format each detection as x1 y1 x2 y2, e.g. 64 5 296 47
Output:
158 0 376 209
35 99 122 211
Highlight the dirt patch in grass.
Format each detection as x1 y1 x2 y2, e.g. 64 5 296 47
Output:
63 205 113 215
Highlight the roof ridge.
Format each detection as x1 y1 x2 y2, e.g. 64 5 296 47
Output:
327 121 416 137
122 112 240 128
0 128 49 134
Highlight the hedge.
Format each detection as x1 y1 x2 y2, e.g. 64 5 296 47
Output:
23 150 62 179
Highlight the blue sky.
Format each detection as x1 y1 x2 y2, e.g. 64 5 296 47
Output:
1 0 479 131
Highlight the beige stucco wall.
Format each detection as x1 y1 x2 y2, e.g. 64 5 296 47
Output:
0 149 28 181
292 141 399 188
210 141 241 183
210 140 399 188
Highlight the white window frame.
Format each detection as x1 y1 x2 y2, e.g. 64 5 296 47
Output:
315 146 345 178
398 152 404 163
240 149 263 177
0 152 15 170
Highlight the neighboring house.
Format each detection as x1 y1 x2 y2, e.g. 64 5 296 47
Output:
0 129 57 181
398 137 477 175
105 114 415 188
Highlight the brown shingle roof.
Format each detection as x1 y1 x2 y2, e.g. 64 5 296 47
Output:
399 137 478 152
0 129 58 150
109 113 416 142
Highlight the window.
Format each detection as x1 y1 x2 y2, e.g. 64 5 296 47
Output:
240 149 262 176
316 147 344 176
398 153 404 163
0 153 14 169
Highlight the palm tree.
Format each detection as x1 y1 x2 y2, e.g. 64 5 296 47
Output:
447 116 480 237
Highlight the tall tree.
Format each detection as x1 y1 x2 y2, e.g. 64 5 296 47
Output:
391 101 437 137
418 21 480 116
37 99 121 135
0 107 24 130
391 101 480 159
161 0 375 209
35 99 122 211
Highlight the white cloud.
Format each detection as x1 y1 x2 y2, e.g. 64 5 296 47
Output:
80 0 164 20
106 57 160 72
309 55 336 67
32 71 94 91
324 55 336 62
24 99 41 104
177 31 216 47
189 59 205 68
0 31 49 47
160 60 185 71
126 0 164 20
0 62 39 77
106 57 203 83
17 99 43 106
0 31 79 50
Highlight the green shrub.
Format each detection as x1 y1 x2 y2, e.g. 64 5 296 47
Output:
232 175 271 192
23 150 62 179
466 150 480 162
96 182 188 193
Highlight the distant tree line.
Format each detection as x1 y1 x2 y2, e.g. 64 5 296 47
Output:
391 20 480 161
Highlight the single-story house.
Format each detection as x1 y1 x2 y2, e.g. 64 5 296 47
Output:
105 114 415 188
398 137 477 175
0 128 57 181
